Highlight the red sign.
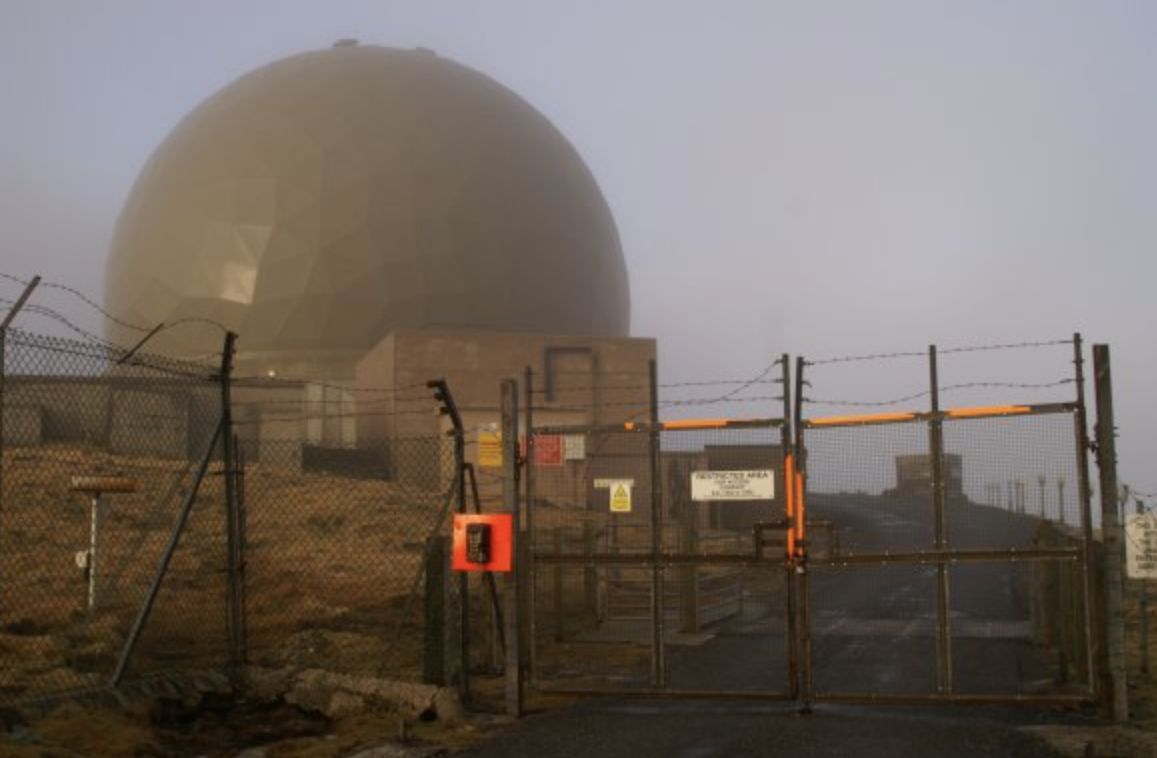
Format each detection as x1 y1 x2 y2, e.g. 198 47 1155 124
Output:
451 514 514 572
519 434 564 466
533 435 563 466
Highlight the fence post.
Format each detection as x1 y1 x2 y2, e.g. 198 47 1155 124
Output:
1137 498 1150 679
524 366 538 683
794 355 812 709
647 359 665 688
1092 343 1128 721
423 535 449 685
1071 334 1098 698
0 276 40 617
780 354 799 698
501 378 523 716
220 331 246 674
927 345 953 694
427 379 467 697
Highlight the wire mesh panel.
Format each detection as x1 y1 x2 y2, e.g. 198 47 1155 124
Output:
802 421 934 553
807 564 939 695
802 409 1094 700
528 426 654 691
949 558 1090 696
942 410 1084 550
529 420 793 694
531 562 652 689
657 423 792 693
0 329 225 703
663 566 791 693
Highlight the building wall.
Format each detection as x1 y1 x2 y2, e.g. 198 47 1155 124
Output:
355 328 657 442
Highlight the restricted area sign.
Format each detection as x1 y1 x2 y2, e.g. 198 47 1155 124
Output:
691 470 775 501
1126 513 1157 579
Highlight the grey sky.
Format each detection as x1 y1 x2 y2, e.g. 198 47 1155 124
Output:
1 1 1154 493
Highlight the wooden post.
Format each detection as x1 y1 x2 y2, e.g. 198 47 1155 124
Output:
423 536 448 685
1092 343 1128 721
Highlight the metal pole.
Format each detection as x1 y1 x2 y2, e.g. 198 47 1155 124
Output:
1092 343 1127 721
0 275 39 619
781 354 798 697
1137 498 1150 678
524 366 537 684
87 494 100 611
1058 477 1066 526
111 418 224 686
648 359 666 688
0 276 40 332
1039 476 1047 519
1072 333 1097 697
928 345 953 694
220 332 244 671
794 356 812 709
456 408 468 699
501 379 523 716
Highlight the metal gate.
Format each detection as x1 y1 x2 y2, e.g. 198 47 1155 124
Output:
795 341 1096 705
524 367 799 697
521 338 1097 706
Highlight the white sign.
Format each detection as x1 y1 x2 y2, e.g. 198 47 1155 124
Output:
1127 513 1157 578
594 478 634 489
564 434 586 461
691 470 775 501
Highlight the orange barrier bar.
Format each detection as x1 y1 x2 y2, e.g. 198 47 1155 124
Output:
807 412 917 427
784 454 795 558
662 418 731 430
795 470 806 559
945 405 1031 419
623 422 637 431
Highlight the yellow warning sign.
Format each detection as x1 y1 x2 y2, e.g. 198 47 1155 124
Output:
609 482 632 513
478 430 503 468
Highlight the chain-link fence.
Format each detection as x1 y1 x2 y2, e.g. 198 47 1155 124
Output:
0 325 472 706
239 435 458 680
0 328 227 704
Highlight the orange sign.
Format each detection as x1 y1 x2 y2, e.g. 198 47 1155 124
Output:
451 514 514 573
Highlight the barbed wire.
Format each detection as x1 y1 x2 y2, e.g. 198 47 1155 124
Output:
6 325 221 381
0 270 233 337
9 302 120 349
231 407 437 427
231 374 434 396
802 379 1074 407
805 338 1074 366
939 339 1073 355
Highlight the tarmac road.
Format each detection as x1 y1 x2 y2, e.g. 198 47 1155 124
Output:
455 699 1073 757
459 496 1087 755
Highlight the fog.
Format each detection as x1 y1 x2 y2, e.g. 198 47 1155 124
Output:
1 1 1154 496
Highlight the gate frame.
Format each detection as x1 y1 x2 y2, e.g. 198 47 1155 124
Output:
794 337 1097 707
523 360 800 700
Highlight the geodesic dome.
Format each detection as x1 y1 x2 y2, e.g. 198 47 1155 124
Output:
105 44 629 372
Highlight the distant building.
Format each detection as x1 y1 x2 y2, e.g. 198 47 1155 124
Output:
894 454 963 498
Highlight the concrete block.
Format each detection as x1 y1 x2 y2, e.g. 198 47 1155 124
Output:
109 389 188 459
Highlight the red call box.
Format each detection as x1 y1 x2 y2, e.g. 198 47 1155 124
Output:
451 514 514 573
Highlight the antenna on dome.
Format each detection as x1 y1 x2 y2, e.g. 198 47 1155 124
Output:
333 38 359 48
